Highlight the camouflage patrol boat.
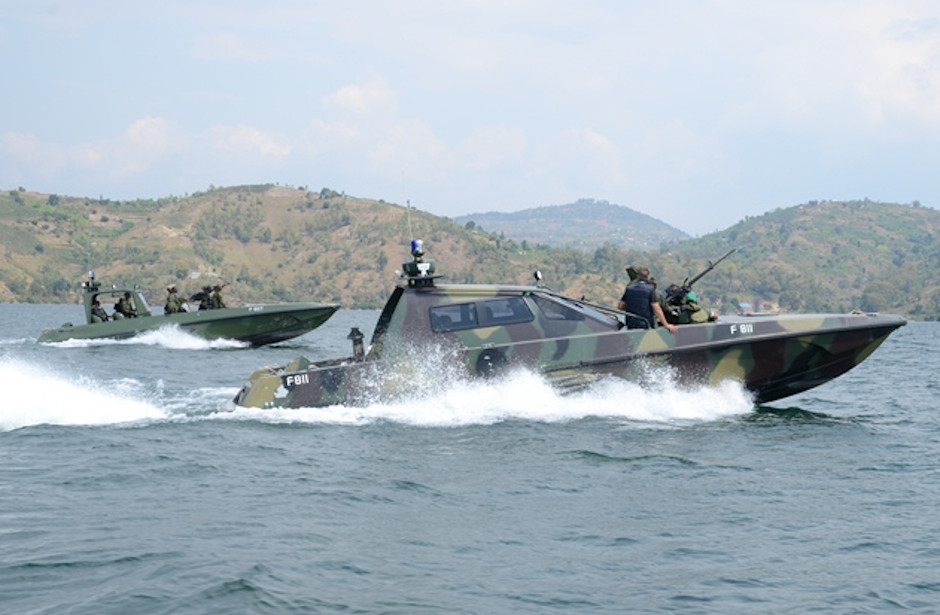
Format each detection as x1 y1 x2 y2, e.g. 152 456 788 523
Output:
37 273 339 347
233 241 906 408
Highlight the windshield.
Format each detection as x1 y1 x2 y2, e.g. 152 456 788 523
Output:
529 293 619 327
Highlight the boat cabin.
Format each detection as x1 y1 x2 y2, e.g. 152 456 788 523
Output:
80 272 153 323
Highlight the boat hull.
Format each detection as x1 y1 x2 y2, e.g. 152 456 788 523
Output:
233 280 906 408
568 315 905 403
38 303 339 347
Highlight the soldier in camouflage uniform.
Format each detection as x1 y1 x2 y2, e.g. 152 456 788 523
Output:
210 285 226 309
90 299 110 323
114 292 138 318
164 284 186 314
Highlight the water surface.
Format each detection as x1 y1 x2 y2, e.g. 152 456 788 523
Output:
1 304 936 613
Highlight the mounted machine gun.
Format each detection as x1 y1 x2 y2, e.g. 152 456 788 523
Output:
663 248 737 323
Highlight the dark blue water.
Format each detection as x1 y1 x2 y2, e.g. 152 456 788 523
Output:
2 304 938 613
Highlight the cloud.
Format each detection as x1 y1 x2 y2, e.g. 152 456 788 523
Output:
859 12 940 128
1 131 112 182
208 125 290 159
0 117 291 194
304 76 453 182
8 1 940 233
102 118 185 180
305 113 452 183
322 75 398 118
123 118 180 154
709 3 940 134
1 132 47 164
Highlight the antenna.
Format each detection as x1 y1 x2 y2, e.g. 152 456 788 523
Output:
406 199 414 240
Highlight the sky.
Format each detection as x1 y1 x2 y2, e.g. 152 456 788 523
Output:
3 1 940 236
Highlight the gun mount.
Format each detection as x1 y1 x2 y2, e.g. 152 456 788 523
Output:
665 248 737 306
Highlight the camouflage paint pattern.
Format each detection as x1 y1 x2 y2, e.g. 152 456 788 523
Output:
233 276 906 408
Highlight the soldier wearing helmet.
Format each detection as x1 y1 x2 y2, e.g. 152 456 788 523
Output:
164 284 187 314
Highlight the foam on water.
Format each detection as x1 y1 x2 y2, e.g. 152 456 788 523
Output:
1 352 754 431
43 324 248 350
0 359 170 431
211 367 755 427
0 337 34 346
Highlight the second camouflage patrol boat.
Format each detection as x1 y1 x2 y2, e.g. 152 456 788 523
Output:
233 241 906 408
37 273 340 347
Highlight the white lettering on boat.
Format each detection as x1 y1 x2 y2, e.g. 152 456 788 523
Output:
729 323 754 335
285 373 310 387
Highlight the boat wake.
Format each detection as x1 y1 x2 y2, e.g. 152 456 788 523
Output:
0 358 171 431
43 324 248 350
0 358 754 432
213 367 755 428
0 337 36 346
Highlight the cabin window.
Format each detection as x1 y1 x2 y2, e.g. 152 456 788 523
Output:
531 295 585 321
430 303 478 332
479 297 533 326
429 297 533 333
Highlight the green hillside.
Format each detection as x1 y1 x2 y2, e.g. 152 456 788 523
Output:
453 198 689 251
1 184 615 309
2 187 937 320
459 198 940 319
663 200 940 318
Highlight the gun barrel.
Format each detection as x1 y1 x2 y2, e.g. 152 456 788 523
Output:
682 248 738 289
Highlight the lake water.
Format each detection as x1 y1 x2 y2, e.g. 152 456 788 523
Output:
1 303 937 613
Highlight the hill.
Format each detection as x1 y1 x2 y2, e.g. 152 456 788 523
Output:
2 184 633 309
456 198 940 319
453 198 689 251
1 187 938 319
662 199 940 318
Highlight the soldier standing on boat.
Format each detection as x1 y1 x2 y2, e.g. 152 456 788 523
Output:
618 266 677 333
191 285 212 310
164 284 187 314
210 284 226 309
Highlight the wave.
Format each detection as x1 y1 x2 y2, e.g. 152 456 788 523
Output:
42 324 248 350
0 359 171 431
1 358 755 432
0 338 36 346
207 368 755 428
